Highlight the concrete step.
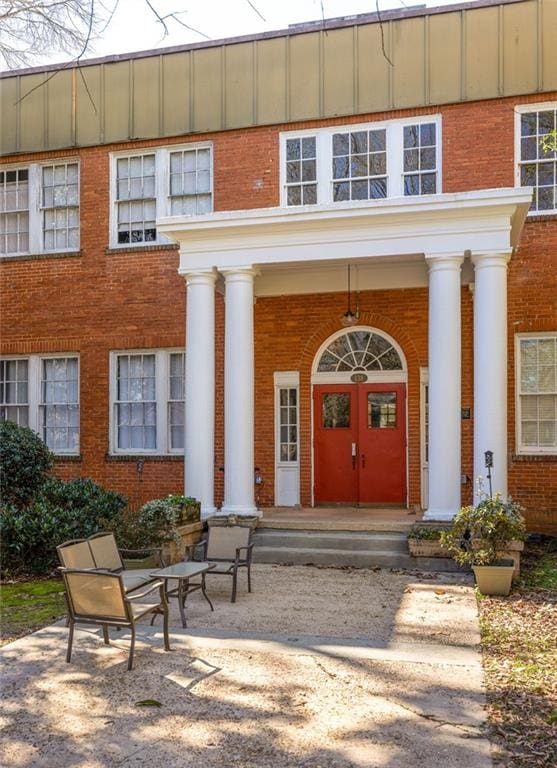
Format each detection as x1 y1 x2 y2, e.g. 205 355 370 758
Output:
253 529 409 554
253 545 461 572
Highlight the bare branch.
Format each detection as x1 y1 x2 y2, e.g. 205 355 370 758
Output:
375 0 393 68
245 0 265 22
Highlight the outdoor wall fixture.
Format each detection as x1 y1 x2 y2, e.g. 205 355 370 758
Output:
341 265 360 326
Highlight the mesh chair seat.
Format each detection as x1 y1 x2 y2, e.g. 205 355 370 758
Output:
130 602 161 620
121 571 154 592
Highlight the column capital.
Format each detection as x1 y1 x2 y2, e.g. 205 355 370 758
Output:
179 268 217 286
425 252 464 272
220 266 259 283
471 251 512 269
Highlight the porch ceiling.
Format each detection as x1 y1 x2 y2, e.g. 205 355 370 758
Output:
157 186 532 275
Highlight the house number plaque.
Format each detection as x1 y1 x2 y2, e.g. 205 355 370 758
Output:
351 373 368 383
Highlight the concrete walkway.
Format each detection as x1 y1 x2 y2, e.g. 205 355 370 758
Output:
0 565 492 768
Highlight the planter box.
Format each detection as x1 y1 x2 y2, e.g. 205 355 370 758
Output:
208 515 259 531
408 539 450 558
163 521 204 564
472 539 524 577
473 560 515 596
122 553 158 570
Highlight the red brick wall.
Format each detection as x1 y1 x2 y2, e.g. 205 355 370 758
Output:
1 93 555 529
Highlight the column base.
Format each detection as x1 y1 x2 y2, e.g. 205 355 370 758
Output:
200 505 218 521
423 507 458 522
220 505 262 518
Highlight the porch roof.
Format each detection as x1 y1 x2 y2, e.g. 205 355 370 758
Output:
157 186 533 275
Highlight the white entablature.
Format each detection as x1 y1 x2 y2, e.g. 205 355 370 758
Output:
158 187 532 274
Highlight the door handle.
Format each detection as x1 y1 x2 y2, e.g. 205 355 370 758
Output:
361 453 366 468
351 442 357 470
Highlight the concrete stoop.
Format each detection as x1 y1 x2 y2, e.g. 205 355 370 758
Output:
253 528 462 572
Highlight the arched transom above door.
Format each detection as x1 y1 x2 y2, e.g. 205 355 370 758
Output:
312 327 407 383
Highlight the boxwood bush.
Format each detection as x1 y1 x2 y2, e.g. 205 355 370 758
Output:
0 421 53 507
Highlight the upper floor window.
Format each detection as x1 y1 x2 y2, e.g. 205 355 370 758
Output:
110 144 212 247
0 161 79 257
0 354 80 454
516 334 556 454
110 349 185 454
280 116 441 207
516 103 557 215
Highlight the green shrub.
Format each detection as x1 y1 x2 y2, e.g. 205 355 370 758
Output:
441 493 527 567
0 478 127 576
0 421 53 507
408 524 443 541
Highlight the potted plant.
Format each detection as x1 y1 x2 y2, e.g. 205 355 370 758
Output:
407 524 450 558
441 490 527 596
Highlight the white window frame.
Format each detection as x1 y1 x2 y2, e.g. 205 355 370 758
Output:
109 348 185 455
109 142 213 248
514 101 557 217
0 160 80 257
279 115 442 208
515 332 557 455
274 371 300 507
0 353 80 455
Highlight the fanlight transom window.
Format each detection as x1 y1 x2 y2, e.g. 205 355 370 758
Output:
317 331 403 372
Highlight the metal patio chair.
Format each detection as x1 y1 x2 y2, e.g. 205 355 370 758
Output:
61 568 171 671
57 533 165 595
186 524 254 603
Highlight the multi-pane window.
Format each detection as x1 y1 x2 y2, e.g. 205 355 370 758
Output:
403 123 437 196
517 105 557 214
42 163 80 251
115 353 157 450
168 352 185 451
0 359 29 426
368 392 397 428
278 388 298 461
285 137 317 206
0 169 29 255
317 330 403 373
169 149 212 215
0 355 79 454
116 155 156 244
517 335 557 453
332 129 387 202
40 357 79 453
111 144 213 247
0 163 80 256
281 117 441 206
111 349 185 454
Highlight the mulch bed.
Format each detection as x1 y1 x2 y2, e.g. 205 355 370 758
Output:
479 544 557 768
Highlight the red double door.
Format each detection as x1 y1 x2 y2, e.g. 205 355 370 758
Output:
313 383 406 505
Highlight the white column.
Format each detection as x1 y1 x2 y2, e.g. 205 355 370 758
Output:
472 252 510 502
221 267 259 516
424 253 463 520
183 270 217 519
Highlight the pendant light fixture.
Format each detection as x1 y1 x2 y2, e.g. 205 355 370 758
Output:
341 264 359 326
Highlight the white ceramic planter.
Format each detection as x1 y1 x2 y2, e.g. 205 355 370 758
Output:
472 561 515 596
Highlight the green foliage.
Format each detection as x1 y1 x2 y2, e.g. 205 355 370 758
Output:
0 421 53 507
407 524 443 541
441 492 527 567
540 128 557 155
0 478 127 576
0 578 66 645
102 495 199 550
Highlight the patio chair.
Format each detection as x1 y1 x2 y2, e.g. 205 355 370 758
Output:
61 568 170 670
186 525 254 603
57 533 165 595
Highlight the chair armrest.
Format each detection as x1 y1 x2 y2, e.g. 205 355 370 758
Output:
185 540 208 562
234 543 254 563
125 580 165 601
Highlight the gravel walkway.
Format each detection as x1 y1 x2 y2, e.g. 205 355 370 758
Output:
0 564 492 768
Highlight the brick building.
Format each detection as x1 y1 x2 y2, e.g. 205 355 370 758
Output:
1 0 556 532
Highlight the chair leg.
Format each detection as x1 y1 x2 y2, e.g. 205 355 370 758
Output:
66 621 74 663
231 568 238 603
162 606 171 652
247 562 252 593
102 624 110 645
128 626 136 671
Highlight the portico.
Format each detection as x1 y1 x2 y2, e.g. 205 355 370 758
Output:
158 187 531 520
